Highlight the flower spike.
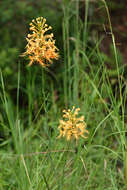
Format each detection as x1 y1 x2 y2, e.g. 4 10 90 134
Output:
57 106 89 142
22 17 59 67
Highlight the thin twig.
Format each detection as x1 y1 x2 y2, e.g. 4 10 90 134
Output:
1 149 75 159
21 154 32 188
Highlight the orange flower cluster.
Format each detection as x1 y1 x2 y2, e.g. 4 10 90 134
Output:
57 106 89 141
22 17 59 67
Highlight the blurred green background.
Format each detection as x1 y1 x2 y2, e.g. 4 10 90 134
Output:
0 0 127 83
1 0 127 140
0 0 127 125
0 0 127 189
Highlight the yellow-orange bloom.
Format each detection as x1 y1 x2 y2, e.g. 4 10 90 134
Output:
57 106 89 142
22 17 59 67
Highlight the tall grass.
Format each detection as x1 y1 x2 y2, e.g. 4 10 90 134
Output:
0 0 126 189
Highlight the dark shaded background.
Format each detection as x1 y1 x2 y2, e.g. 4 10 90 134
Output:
0 0 127 109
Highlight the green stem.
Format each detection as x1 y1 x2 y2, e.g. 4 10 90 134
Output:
125 151 127 189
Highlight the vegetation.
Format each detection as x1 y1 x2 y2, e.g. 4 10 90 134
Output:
0 0 127 189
